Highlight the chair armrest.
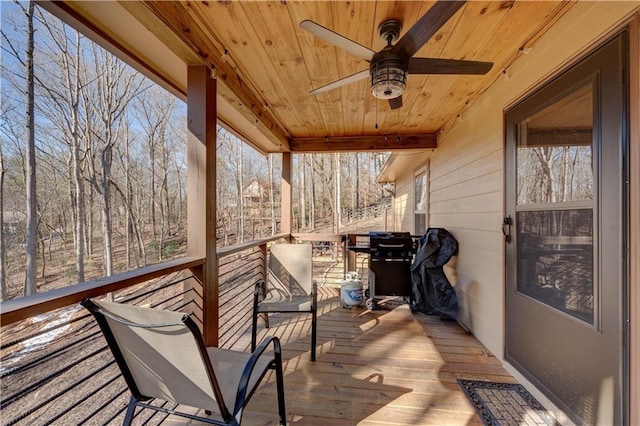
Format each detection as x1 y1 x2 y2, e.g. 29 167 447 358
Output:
233 336 282 416
254 279 266 302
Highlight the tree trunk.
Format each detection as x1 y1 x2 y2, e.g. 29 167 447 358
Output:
101 143 113 276
87 187 94 256
24 0 38 296
67 157 77 251
125 131 132 268
0 143 6 301
300 155 306 230
71 105 85 283
268 155 276 235
149 134 157 248
160 127 170 259
310 156 316 231
355 154 360 209
237 143 244 243
334 153 341 233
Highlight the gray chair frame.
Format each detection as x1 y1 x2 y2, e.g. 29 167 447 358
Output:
82 298 286 426
251 243 317 361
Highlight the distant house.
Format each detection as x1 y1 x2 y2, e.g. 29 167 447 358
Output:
243 179 267 205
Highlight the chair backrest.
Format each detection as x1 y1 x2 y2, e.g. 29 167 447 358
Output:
268 243 313 295
82 299 229 418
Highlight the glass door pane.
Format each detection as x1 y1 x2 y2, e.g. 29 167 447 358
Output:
515 82 595 324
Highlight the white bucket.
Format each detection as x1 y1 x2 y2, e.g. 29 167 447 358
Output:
341 272 363 307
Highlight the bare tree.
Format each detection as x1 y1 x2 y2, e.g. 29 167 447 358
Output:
23 1 38 295
309 155 316 231
298 155 306 229
88 48 144 276
136 89 174 259
236 139 245 243
1 1 37 296
0 139 6 301
268 154 276 235
333 153 342 233
36 17 88 282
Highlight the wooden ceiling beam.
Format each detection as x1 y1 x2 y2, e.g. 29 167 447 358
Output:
290 134 437 153
130 1 290 150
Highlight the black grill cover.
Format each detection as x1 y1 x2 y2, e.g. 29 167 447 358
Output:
410 228 459 318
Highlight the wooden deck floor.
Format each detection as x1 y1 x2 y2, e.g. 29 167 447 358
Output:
167 286 517 426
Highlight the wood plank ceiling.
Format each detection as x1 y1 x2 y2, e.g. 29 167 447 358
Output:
118 1 574 153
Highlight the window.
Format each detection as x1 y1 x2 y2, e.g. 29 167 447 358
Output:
414 166 428 235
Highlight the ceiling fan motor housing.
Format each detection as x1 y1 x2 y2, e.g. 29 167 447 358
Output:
378 19 402 45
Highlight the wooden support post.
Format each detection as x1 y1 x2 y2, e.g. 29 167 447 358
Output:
629 14 639 426
344 234 358 276
281 151 292 240
187 65 218 347
260 242 268 285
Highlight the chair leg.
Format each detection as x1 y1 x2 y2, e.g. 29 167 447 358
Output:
123 396 137 426
274 356 287 426
310 309 317 362
251 307 258 352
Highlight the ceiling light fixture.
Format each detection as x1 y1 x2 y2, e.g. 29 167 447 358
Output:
370 58 406 100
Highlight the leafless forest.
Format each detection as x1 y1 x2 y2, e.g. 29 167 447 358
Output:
0 2 389 302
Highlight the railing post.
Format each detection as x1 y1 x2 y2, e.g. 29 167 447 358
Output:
260 242 268 285
187 65 218 346
281 151 292 241
347 234 357 274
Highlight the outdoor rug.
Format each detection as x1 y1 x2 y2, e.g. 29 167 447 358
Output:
457 379 557 426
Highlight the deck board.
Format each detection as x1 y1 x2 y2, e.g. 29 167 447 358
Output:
171 287 515 425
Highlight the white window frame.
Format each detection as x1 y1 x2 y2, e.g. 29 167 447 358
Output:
413 163 429 235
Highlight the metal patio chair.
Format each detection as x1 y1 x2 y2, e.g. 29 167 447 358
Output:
252 243 317 361
82 298 286 426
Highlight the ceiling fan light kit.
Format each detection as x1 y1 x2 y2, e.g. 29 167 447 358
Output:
370 60 407 100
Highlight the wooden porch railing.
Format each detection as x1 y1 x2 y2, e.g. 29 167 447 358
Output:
0 257 206 326
0 233 351 424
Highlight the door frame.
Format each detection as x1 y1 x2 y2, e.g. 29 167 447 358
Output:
503 30 630 425
628 14 639 426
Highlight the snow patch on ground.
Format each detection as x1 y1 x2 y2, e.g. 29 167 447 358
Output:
1 305 82 374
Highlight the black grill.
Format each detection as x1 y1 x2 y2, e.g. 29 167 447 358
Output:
369 231 415 259
367 232 416 309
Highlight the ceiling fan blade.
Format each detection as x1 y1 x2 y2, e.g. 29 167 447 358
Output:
388 96 403 110
300 20 376 62
391 1 466 58
408 57 493 75
309 69 370 95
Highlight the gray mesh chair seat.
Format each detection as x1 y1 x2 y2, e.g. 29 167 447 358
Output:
82 298 286 426
252 243 317 361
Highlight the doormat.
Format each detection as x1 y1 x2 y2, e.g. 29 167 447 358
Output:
457 379 557 426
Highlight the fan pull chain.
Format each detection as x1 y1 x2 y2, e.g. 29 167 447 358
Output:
396 108 400 142
375 99 378 130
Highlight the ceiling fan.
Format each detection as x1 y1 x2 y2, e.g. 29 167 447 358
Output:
300 0 493 109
